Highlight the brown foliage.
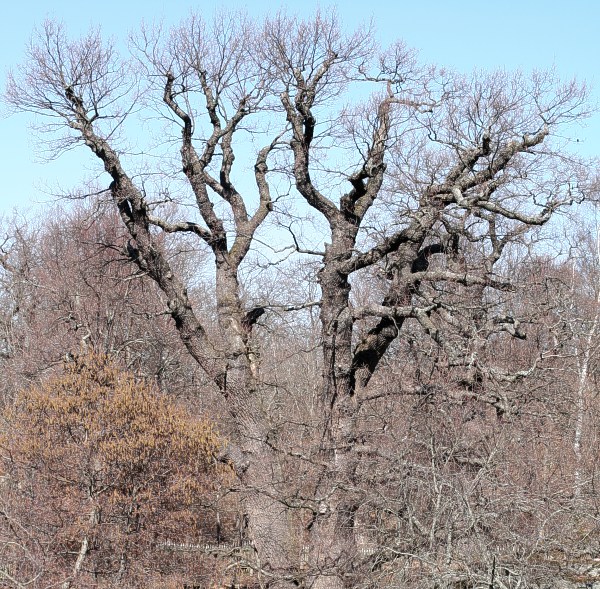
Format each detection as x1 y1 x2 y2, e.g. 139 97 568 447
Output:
0 351 227 588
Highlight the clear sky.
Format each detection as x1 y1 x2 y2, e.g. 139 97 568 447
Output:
1 0 599 217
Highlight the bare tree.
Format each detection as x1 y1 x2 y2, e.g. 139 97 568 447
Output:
5 12 592 588
0 203 206 391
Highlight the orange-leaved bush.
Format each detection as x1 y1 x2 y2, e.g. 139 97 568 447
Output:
0 352 227 588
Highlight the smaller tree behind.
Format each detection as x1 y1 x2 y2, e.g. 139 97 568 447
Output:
0 352 226 589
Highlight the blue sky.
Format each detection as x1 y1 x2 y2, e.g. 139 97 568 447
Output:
1 0 599 217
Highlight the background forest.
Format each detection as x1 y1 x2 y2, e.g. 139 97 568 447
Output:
1 10 600 589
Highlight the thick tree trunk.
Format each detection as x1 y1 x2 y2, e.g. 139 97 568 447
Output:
213 257 300 586
306 226 361 589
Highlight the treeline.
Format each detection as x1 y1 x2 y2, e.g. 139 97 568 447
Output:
1 204 600 588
